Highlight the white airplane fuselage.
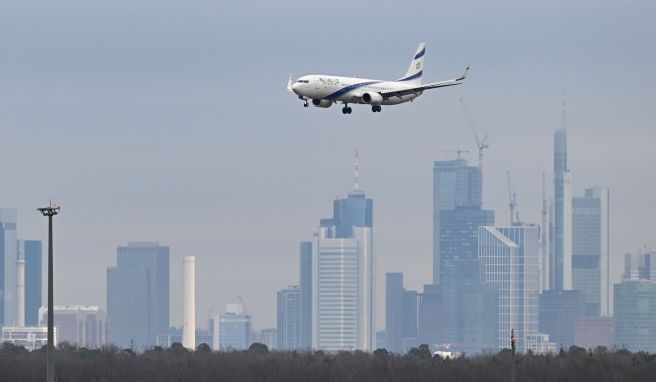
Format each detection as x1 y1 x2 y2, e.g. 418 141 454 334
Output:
291 75 421 106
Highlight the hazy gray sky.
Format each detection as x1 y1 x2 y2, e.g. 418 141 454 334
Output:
1 0 655 330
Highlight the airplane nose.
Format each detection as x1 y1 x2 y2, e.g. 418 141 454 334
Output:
291 82 302 94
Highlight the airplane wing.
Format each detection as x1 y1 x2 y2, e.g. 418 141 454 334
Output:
381 67 469 99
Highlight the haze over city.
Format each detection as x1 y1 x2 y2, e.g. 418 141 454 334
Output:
1 0 654 338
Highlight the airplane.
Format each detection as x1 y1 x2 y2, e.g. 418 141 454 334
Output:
287 43 468 114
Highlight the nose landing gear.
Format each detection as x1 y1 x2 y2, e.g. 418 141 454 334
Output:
342 104 352 114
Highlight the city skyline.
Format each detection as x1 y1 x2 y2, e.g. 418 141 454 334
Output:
1 0 655 333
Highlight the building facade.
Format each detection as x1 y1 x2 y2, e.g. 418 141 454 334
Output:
479 226 540 351
218 303 251 350
538 290 585 349
299 241 312 349
317 190 374 351
0 208 18 326
553 128 573 290
39 305 107 348
433 159 482 285
277 286 301 350
613 280 656 352
18 240 42 326
572 187 610 316
106 242 169 350
1 326 52 351
574 316 612 350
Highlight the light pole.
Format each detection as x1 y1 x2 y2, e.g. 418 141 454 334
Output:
38 202 60 382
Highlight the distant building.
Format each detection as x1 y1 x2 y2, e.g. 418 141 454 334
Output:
299 241 312 349
614 280 656 352
254 328 277 350
219 303 251 350
525 333 557 354
433 159 482 285
417 284 441 348
385 273 419 353
39 305 107 348
0 208 18 326
18 240 42 326
277 286 301 350
575 316 613 350
539 290 585 349
623 248 656 282
1 326 52 351
106 242 170 350
317 190 374 352
572 187 610 316
479 226 540 352
552 127 573 291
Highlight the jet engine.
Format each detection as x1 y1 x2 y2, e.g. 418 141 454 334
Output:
362 92 383 106
312 99 332 108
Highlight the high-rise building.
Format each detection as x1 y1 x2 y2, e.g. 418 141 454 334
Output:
39 305 107 348
572 187 610 316
613 280 656 352
385 273 404 352
433 159 482 285
0 208 18 326
317 190 374 352
553 127 573 290
254 328 277 350
18 240 42 326
277 285 301 350
106 242 169 350
299 241 312 349
439 207 494 284
182 256 196 350
219 303 251 350
479 226 540 351
539 290 585 348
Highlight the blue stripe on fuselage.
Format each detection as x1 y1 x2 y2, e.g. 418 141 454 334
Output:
325 81 382 100
414 49 425 59
399 71 422 81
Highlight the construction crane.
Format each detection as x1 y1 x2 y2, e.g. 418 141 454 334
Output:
460 98 489 202
506 171 517 226
238 295 248 315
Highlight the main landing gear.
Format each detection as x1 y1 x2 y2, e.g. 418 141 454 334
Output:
342 104 352 114
371 105 382 113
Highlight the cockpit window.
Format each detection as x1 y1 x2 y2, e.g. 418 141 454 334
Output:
296 80 309 83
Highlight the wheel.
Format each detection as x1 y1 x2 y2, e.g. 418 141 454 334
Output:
371 106 377 112
347 107 352 114
304 103 309 108
376 105 382 112
342 107 347 114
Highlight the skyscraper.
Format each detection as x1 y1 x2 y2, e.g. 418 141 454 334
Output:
317 190 374 351
433 159 482 285
277 286 301 350
539 290 585 348
553 127 573 290
614 280 656 352
39 306 107 348
18 240 41 326
299 241 312 349
479 226 540 351
385 273 404 352
572 187 610 316
0 208 18 326
107 242 169 350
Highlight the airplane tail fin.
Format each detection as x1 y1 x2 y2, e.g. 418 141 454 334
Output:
398 43 425 85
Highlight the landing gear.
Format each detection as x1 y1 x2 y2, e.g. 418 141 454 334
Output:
342 105 352 114
303 101 309 107
371 105 382 113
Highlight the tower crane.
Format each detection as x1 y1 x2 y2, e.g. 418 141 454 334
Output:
460 98 489 202
506 171 517 225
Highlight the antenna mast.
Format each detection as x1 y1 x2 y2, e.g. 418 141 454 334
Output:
354 150 360 191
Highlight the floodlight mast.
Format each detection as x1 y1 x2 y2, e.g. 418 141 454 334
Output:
37 202 60 382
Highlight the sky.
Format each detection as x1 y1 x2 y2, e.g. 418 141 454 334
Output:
1 0 655 330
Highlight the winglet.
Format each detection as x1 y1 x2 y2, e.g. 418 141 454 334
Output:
287 74 293 92
456 67 469 81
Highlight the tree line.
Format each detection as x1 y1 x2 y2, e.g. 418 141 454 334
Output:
0 342 654 381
